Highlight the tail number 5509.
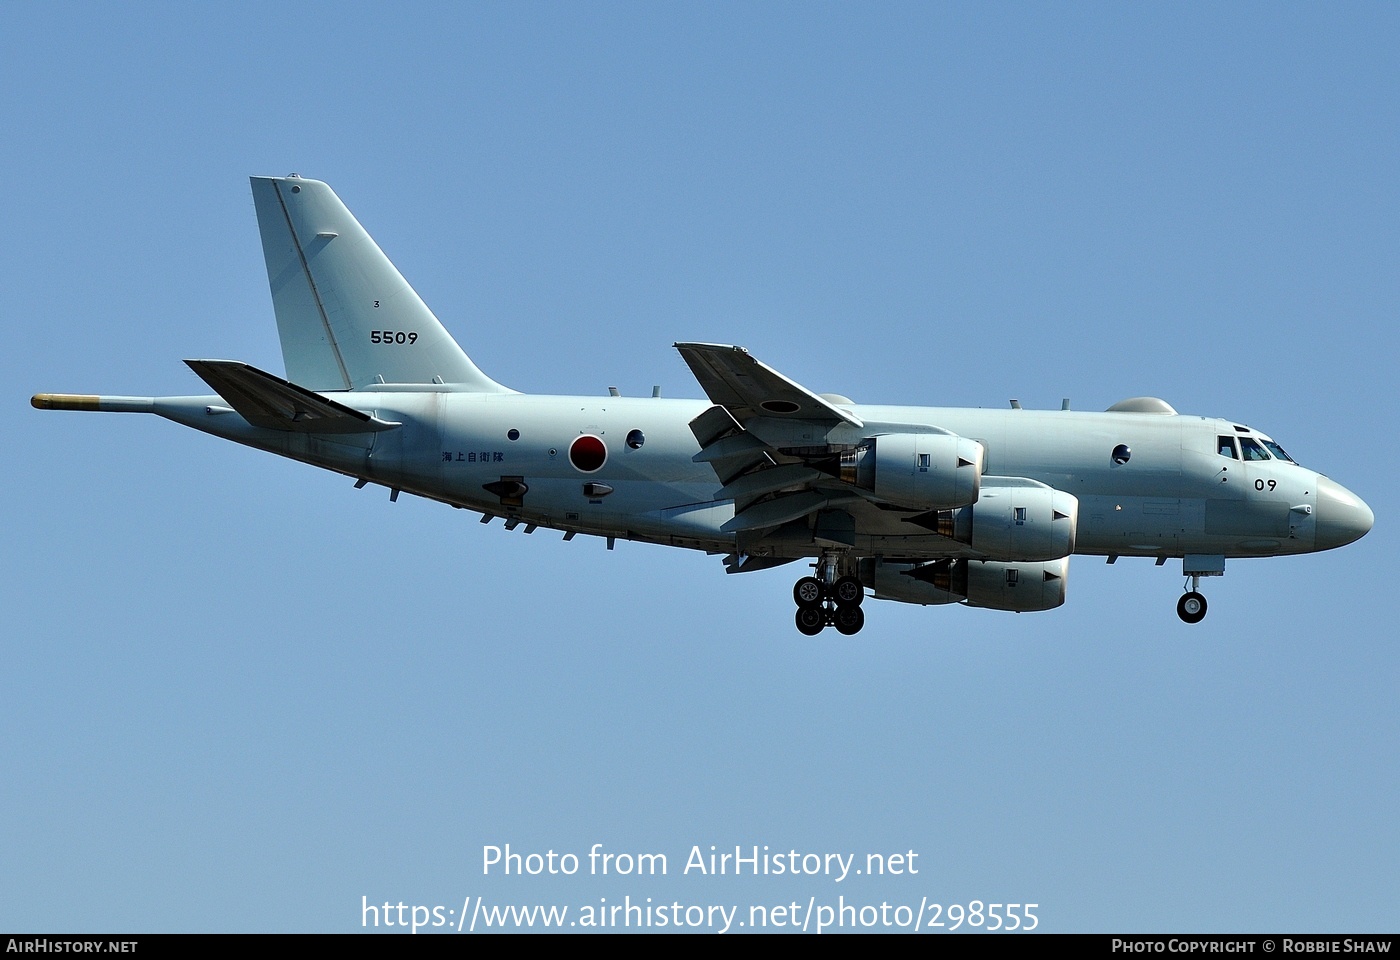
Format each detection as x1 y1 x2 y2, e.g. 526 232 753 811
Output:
371 331 418 345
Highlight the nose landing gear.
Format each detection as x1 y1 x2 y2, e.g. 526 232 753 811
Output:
793 554 865 635
1177 575 1208 624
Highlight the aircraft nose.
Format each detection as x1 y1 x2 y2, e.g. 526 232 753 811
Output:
1315 477 1374 551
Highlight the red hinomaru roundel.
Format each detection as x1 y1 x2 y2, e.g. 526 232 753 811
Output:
569 435 607 473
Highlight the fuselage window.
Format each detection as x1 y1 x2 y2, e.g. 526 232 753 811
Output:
1218 436 1239 459
1239 437 1271 461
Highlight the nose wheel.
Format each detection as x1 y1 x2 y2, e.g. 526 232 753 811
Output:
1177 591 1207 623
1177 573 1209 624
792 563 866 635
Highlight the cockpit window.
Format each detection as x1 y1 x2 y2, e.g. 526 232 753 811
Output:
1217 436 1239 459
1261 439 1295 463
1239 437 1271 461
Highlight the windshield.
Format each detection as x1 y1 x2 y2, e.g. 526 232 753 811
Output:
1239 437 1271 461
1261 438 1295 463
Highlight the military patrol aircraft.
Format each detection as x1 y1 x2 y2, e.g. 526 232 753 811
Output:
33 176 1373 635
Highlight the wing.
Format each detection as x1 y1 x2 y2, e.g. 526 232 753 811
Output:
674 342 863 428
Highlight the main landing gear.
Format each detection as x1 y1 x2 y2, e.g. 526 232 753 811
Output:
793 553 865 636
1177 575 1208 624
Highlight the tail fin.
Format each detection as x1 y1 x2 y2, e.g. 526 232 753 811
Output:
250 175 512 393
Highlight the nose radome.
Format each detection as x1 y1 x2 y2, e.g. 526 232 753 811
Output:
1315 477 1374 551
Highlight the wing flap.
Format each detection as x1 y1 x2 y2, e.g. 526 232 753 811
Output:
718 463 823 504
721 490 861 533
692 432 768 463
722 553 798 574
687 403 772 484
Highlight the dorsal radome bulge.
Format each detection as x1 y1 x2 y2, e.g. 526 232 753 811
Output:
1106 397 1178 415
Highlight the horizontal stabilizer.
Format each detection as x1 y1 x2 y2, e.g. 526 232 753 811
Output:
184 360 400 434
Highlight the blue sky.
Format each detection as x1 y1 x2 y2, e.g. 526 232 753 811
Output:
4 2 1396 933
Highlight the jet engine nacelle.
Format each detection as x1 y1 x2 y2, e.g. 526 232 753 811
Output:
912 478 1078 562
833 433 984 510
961 557 1069 612
863 557 1070 612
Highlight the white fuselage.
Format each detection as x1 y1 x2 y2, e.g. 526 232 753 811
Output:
150 388 1347 563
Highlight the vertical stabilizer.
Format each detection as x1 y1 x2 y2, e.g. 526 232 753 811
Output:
250 176 512 393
